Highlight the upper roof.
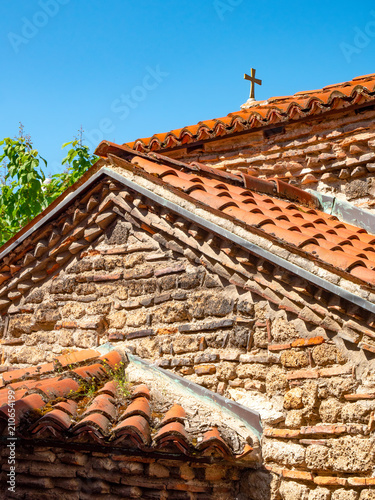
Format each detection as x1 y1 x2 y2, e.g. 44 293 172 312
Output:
0 346 259 464
126 73 375 153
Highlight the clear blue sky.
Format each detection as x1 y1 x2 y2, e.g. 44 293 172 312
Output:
1 0 375 175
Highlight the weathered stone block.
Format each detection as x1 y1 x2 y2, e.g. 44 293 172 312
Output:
359 491 375 500
126 310 147 328
189 293 234 319
263 440 305 466
284 387 303 410
279 480 309 500
194 353 220 364
341 402 370 424
308 488 330 500
329 436 375 473
271 316 300 342
266 366 288 396
178 271 203 289
154 302 189 324
107 311 127 329
281 350 309 368
332 489 359 500
172 336 199 354
305 445 329 471
148 462 169 478
312 343 339 366
237 363 268 380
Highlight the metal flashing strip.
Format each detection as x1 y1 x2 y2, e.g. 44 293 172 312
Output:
308 189 375 235
104 168 375 314
127 353 263 440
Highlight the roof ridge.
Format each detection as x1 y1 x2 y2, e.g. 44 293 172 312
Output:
125 73 375 153
96 141 320 209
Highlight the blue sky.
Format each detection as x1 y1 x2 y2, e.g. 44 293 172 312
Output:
1 0 375 175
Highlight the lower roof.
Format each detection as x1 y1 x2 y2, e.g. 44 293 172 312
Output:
0 346 260 465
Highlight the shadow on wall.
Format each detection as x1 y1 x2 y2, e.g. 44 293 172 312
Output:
239 469 274 500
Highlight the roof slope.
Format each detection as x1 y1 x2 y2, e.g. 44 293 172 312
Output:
127 73 375 153
96 142 375 290
0 142 374 324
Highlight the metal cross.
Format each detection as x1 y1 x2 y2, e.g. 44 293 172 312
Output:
244 68 262 100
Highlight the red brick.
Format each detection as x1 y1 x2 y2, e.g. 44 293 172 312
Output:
299 439 328 445
268 343 292 352
286 369 319 380
264 428 301 439
205 466 227 481
194 365 216 375
291 336 325 348
314 476 347 486
348 477 375 485
344 393 375 401
301 425 346 436
264 464 283 475
93 272 122 282
359 342 375 354
319 365 351 377
282 469 313 481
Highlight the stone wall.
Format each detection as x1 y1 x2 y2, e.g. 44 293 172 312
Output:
0 444 241 499
1 179 375 498
165 107 375 210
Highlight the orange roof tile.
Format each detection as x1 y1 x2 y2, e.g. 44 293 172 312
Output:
126 74 375 153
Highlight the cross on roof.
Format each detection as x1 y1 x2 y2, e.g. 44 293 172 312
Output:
244 68 262 100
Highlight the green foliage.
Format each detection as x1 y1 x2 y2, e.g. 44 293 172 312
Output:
106 360 130 400
0 127 98 247
79 376 98 400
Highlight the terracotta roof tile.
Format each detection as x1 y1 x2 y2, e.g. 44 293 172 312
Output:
73 363 107 381
97 381 118 398
30 408 72 434
99 350 123 370
197 427 232 458
127 74 375 153
154 421 190 452
113 415 151 446
57 349 100 368
54 399 77 416
36 378 80 401
160 404 186 426
120 396 151 421
73 412 111 437
81 394 117 421
2 362 55 384
0 394 46 426
131 384 150 400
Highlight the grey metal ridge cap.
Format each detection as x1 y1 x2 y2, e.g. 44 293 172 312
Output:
307 189 375 235
127 353 263 440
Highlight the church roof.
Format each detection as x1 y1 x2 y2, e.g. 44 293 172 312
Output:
126 73 375 154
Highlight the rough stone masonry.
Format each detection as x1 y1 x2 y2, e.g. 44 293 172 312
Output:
1 172 375 499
